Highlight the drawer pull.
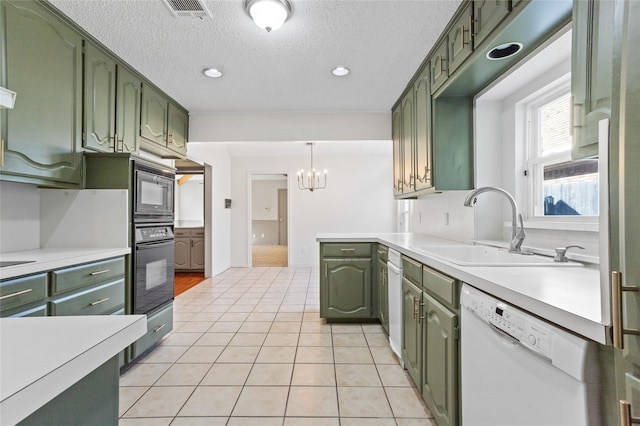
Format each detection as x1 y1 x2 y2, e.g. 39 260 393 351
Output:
90 269 110 276
0 288 33 301
153 324 166 333
89 297 110 306
340 249 356 252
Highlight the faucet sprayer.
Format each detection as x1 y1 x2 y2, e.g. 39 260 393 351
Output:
463 187 526 253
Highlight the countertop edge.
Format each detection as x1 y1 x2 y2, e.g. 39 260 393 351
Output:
317 234 608 344
1 315 146 425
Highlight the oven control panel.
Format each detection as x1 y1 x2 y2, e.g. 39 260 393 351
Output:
135 226 174 242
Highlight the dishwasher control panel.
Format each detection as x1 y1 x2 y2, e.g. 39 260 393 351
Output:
462 285 554 360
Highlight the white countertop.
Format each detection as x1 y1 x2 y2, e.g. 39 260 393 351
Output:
317 233 607 344
175 220 204 228
0 315 146 425
0 248 131 280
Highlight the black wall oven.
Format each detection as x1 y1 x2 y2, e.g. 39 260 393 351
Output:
133 160 175 223
133 224 175 314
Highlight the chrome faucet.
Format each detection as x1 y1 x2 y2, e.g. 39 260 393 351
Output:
463 187 526 253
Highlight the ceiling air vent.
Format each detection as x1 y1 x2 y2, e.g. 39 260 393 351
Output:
162 0 211 19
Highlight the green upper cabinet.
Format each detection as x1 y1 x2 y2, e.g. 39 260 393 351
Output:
1 0 83 188
472 0 510 48
392 106 403 196
571 0 615 159
414 66 433 192
430 40 449 95
140 83 188 158
140 83 169 147
447 3 474 76
167 103 188 157
116 66 142 154
84 42 116 153
401 91 415 193
421 292 458 426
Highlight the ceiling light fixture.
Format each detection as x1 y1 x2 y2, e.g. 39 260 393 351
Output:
202 68 223 78
297 142 327 192
331 67 350 77
245 0 291 32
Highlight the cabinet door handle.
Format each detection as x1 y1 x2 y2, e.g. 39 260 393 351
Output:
412 296 418 319
90 269 110 276
458 21 470 52
89 297 110 306
324 263 328 277
153 324 166 333
1 138 4 167
0 288 33 301
612 271 640 349
469 15 476 37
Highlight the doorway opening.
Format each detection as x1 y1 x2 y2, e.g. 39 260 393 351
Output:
174 159 206 295
250 174 288 267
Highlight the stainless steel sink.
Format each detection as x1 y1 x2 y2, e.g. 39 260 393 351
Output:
412 245 583 267
0 260 36 268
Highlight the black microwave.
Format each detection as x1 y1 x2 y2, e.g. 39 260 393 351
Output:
133 160 175 222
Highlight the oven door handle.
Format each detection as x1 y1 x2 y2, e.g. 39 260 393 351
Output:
136 240 175 249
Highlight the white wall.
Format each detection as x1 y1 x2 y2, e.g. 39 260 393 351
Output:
185 143 232 276
252 180 287 221
411 191 475 243
0 181 40 252
175 175 204 222
230 151 395 267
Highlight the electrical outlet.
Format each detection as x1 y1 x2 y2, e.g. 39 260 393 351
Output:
302 246 308 254
444 212 450 226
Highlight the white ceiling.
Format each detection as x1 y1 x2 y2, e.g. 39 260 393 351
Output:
48 0 462 114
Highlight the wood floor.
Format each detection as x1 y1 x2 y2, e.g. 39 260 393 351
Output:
252 245 288 267
174 272 205 296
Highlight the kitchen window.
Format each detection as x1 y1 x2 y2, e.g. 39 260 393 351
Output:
524 81 599 223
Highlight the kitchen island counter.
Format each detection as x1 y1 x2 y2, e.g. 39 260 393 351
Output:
0 315 146 425
317 233 606 344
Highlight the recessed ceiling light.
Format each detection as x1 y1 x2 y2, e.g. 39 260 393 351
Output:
331 67 350 77
203 68 223 78
486 42 523 60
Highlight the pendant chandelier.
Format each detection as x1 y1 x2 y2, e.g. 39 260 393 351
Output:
297 142 327 192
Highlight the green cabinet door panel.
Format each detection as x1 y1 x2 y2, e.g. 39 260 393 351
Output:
322 259 372 318
611 0 640 422
472 0 510 48
402 277 422 388
84 42 116 153
414 65 433 192
392 106 403 196
1 0 83 187
0 273 47 313
401 91 415 193
432 96 473 191
448 3 474 76
430 40 449 94
140 84 169 146
377 257 389 333
167 103 188 156
571 0 614 159
116 66 142 154
422 292 458 426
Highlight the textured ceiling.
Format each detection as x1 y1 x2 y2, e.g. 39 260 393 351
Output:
48 0 462 114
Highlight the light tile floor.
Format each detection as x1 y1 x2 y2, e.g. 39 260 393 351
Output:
119 267 436 425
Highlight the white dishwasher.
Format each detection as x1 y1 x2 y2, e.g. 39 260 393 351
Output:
387 248 403 366
460 284 601 426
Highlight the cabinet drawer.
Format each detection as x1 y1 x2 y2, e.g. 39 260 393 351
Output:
133 303 173 358
191 228 205 237
175 229 190 237
50 257 125 295
0 273 48 312
377 245 389 262
5 304 48 318
402 256 423 286
322 243 372 258
50 279 125 316
422 266 457 307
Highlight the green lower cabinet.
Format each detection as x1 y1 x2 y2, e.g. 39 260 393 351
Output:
132 302 174 359
377 257 389 333
402 277 423 387
421 292 458 426
321 258 372 319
